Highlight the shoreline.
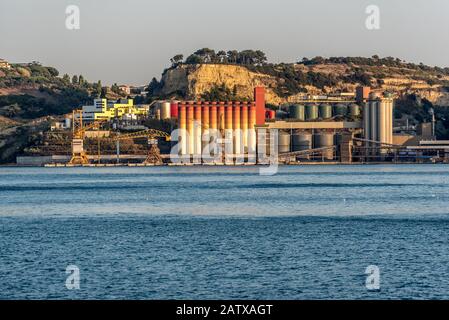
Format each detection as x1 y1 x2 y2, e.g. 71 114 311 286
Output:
1 162 448 168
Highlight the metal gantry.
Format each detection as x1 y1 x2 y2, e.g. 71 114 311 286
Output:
114 129 171 165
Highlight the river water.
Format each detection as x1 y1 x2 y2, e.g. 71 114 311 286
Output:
1 165 449 299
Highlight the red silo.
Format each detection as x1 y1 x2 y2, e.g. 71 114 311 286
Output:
170 102 179 118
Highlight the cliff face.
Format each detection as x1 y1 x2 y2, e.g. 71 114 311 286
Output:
160 64 449 106
161 64 285 104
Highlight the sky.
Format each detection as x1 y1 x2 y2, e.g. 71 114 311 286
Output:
1 0 449 85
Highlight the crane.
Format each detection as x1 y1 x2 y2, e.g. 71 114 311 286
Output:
68 110 105 165
114 129 171 165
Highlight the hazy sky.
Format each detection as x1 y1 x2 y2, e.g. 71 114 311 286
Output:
1 0 448 85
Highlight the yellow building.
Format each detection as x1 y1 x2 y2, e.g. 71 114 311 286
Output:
82 99 148 121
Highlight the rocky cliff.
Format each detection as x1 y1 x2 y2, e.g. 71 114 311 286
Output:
159 63 449 106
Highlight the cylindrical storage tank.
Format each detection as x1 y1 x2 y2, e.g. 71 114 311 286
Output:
292 132 313 157
161 102 171 120
170 102 179 118
349 103 360 117
233 103 241 156
187 103 194 155
265 109 275 119
241 103 248 150
65 117 71 128
248 103 257 159
289 104 305 121
319 104 332 119
362 103 370 141
278 131 291 153
210 103 217 130
333 104 348 117
209 103 218 156
194 104 202 156
225 103 233 130
305 104 318 121
276 110 288 119
313 132 335 160
178 103 187 155
218 102 225 130
225 104 233 161
202 103 210 151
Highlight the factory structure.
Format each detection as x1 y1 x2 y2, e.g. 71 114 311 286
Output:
18 84 449 166
81 98 149 122
157 86 387 163
171 87 265 162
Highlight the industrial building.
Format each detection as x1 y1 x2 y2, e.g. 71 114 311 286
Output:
81 98 149 121
170 87 266 161
21 84 449 166
362 92 394 146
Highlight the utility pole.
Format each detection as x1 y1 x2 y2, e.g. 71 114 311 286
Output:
116 133 120 164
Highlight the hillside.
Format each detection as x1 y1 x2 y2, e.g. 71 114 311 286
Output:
154 53 449 106
0 61 131 163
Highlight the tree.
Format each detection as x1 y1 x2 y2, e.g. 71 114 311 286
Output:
232 85 238 99
94 80 102 97
227 50 238 64
78 75 85 86
100 87 108 98
170 54 184 67
72 75 78 85
217 51 227 63
111 83 120 94
147 78 161 96
185 54 203 64
193 48 216 63
62 74 70 84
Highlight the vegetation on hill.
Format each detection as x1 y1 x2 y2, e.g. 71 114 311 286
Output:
0 62 117 119
160 49 449 99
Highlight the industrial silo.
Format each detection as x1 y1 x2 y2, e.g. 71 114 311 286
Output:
276 110 288 119
319 104 332 119
170 102 179 118
278 131 291 153
313 132 335 160
349 103 361 117
305 104 318 121
160 102 171 120
289 104 305 121
292 131 313 151
333 104 348 117
233 103 241 156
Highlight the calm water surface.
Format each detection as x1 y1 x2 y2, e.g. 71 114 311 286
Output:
1 165 449 299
